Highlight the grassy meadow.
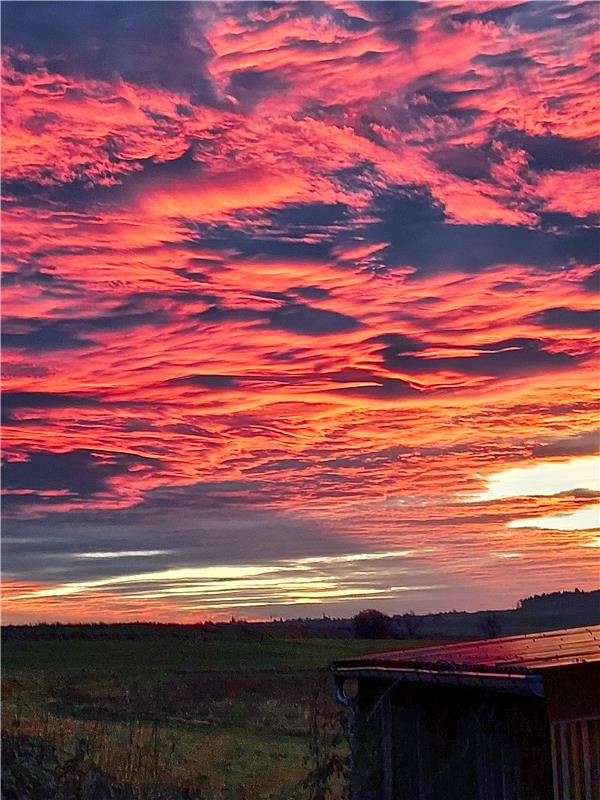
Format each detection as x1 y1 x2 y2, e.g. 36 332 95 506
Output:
2 632 426 799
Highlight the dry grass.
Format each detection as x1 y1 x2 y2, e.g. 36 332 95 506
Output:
2 635 426 798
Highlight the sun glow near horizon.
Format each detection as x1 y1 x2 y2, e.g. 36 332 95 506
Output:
472 456 600 502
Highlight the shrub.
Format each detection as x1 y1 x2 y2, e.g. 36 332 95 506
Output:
352 610 393 640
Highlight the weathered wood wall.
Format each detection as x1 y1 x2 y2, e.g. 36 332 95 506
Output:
550 718 600 800
349 681 555 800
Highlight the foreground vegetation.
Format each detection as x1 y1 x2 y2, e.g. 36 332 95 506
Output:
2 633 426 799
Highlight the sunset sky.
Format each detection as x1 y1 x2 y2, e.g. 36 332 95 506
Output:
2 0 599 624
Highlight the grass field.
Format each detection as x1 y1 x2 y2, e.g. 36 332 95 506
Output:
2 635 428 799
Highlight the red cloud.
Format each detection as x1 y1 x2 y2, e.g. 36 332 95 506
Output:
2 1 598 620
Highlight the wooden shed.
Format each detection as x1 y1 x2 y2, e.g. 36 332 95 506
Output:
332 625 600 800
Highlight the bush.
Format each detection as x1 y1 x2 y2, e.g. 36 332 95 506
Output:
1 732 131 800
1 732 205 800
352 610 393 639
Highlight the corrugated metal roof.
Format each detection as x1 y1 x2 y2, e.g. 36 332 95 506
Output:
333 625 600 677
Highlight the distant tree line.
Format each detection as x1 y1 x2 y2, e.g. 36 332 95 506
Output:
518 588 598 611
3 588 597 643
0 619 354 642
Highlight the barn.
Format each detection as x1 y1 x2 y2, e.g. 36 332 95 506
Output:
332 625 600 800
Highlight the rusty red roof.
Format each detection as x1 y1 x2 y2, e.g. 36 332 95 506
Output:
333 625 600 677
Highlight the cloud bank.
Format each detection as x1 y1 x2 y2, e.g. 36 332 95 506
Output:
2 1 598 622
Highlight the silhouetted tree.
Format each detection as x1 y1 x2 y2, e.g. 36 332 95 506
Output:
352 609 393 639
397 610 424 639
478 612 501 639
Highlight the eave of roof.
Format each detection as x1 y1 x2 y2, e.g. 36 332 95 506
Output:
332 664 545 696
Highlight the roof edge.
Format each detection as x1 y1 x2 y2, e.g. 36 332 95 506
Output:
332 664 545 697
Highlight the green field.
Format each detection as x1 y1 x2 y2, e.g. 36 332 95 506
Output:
2 635 426 799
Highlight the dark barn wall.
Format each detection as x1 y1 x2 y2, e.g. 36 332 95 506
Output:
349 680 554 800
550 718 600 800
544 664 600 723
349 680 387 800
544 664 600 800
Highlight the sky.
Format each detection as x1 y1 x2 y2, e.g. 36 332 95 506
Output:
1 0 599 624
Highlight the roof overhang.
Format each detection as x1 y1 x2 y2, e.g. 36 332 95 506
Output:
332 663 545 699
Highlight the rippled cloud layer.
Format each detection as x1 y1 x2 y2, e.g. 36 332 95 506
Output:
2 1 599 622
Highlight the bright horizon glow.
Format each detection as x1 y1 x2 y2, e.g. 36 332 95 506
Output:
9 549 430 603
509 505 600 531
473 457 600 502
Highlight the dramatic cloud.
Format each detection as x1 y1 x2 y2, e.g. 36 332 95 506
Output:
2 1 599 622
531 306 599 330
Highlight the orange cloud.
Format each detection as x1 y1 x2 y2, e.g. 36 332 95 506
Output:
2 0 598 621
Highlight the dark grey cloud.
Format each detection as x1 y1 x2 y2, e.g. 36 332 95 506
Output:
167 362 419 397
430 145 493 180
2 323 94 352
2 176 119 211
184 224 332 260
378 336 578 378
1 2 219 102
2 391 103 425
327 368 419 398
181 202 351 265
448 2 596 33
356 0 419 45
271 202 348 227
266 303 361 335
323 445 412 469
3 150 212 212
333 378 419 399
582 269 600 294
289 286 331 300
3 448 160 500
1 264 82 300
2 391 102 410
368 188 599 273
473 49 538 69
360 1 420 23
404 85 483 126
1 480 355 583
75 310 172 334
373 188 445 226
121 288 207 308
494 280 524 293
199 300 361 337
199 305 262 324
538 211 599 232
250 290 291 303
432 132 597 186
224 0 372 38
371 333 426 353
532 428 600 458
2 309 172 353
246 458 314 475
334 161 380 193
175 268 211 284
501 132 599 171
228 68 289 111
526 134 598 171
531 306 599 330
167 374 239 389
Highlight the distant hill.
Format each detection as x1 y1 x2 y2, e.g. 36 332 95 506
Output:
2 588 598 642
404 588 600 639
